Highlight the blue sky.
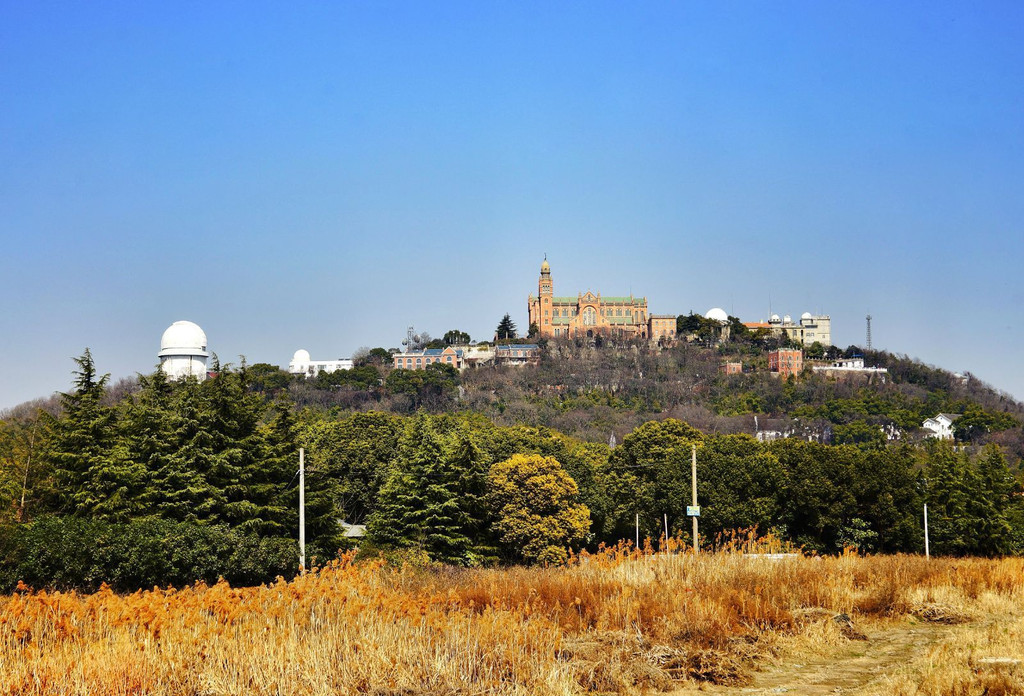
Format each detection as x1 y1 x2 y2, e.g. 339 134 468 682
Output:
1 2 1023 408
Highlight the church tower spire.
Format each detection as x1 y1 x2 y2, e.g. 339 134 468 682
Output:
539 255 553 296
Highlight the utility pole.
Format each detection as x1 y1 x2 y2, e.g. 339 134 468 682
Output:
299 447 306 574
923 503 929 560
691 445 699 554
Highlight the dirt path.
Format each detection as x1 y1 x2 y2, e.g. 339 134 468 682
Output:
668 619 951 695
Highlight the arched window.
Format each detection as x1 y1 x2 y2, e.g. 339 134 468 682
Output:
583 307 597 326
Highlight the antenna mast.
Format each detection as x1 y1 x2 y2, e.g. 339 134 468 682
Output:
866 314 873 351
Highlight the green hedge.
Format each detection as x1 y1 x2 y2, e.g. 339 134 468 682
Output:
0 516 308 592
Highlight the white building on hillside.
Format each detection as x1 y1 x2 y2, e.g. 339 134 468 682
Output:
812 358 888 380
923 413 961 440
744 312 832 347
288 349 353 377
159 321 210 381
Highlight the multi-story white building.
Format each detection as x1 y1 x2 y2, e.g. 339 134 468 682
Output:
288 349 353 377
744 312 832 347
812 357 888 379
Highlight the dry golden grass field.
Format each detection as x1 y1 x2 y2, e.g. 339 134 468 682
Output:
1 539 1022 695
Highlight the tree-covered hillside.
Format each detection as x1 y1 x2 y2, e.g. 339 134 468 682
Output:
262 334 1024 461
1 339 1022 591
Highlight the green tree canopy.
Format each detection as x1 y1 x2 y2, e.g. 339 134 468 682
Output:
301 411 404 524
606 419 703 541
443 329 471 346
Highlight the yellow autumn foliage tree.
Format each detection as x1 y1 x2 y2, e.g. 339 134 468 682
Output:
488 453 590 564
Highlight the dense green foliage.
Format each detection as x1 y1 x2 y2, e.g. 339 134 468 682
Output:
0 516 296 592
366 415 491 566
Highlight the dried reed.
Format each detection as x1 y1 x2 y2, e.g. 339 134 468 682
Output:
2 538 1022 695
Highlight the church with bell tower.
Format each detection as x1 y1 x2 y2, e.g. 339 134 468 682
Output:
528 258 667 340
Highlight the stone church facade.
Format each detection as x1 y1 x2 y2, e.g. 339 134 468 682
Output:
528 259 664 340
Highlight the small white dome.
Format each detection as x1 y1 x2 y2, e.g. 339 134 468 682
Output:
801 312 813 320
770 314 781 322
158 321 209 358
292 349 311 363
783 315 792 324
704 307 729 323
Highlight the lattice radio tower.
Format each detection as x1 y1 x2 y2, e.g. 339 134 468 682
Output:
866 314 873 351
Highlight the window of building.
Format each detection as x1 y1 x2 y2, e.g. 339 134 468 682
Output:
583 307 597 326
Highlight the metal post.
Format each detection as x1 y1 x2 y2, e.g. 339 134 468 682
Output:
635 513 640 550
691 444 699 554
299 447 306 573
923 503 929 560
664 513 669 551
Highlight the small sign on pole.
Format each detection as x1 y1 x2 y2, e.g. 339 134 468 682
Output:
687 505 701 517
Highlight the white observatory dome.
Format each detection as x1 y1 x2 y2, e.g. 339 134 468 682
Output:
704 307 729 323
158 320 209 358
783 314 792 324
158 320 209 381
801 312 813 320
288 349 312 375
770 314 781 323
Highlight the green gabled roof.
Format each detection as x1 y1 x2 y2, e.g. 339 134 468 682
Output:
549 295 647 306
602 296 647 305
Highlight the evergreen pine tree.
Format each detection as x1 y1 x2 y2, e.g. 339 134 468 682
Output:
258 398 341 558
447 434 496 564
924 441 976 555
150 377 223 522
367 415 479 565
115 369 176 518
495 313 517 340
201 361 266 527
49 350 138 520
230 398 337 564
968 445 1015 556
